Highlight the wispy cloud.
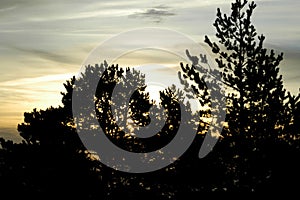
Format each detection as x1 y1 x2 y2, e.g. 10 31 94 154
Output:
9 46 81 65
0 73 74 87
128 5 176 23
0 73 74 109
29 9 140 22
0 5 16 13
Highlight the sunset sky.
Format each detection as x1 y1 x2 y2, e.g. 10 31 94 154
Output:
0 0 299 142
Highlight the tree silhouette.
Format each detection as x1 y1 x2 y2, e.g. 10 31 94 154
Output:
0 61 201 198
0 77 104 198
203 0 288 138
71 61 201 197
181 0 300 192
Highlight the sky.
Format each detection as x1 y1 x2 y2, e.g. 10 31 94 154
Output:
0 0 299 142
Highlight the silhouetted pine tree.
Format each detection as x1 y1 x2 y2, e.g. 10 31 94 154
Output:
180 0 300 192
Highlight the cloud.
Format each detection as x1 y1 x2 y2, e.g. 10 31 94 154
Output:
0 5 16 12
0 73 74 87
8 45 82 65
128 5 176 23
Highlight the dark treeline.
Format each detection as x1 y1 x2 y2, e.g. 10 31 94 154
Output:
1 0 299 198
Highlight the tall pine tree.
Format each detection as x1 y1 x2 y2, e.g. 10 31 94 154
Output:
180 0 300 191
204 0 288 140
